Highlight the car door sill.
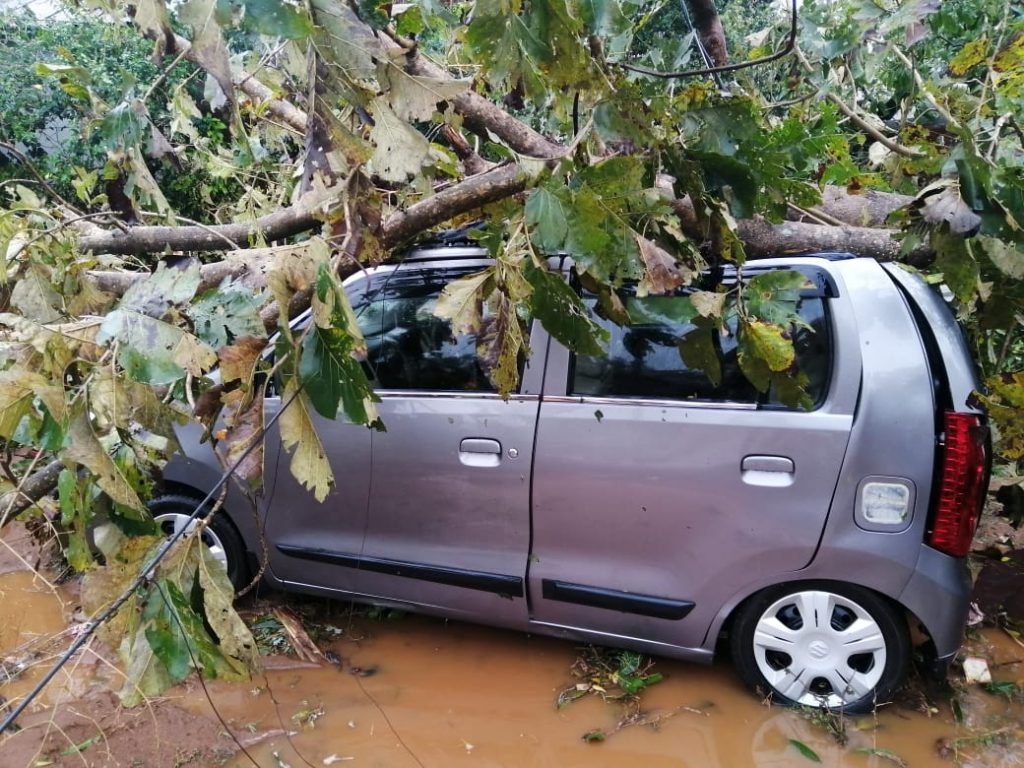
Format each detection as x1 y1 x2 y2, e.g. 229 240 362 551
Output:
275 544 524 597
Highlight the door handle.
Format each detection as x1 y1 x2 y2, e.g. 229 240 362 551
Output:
459 438 501 468
741 455 794 473
741 455 795 487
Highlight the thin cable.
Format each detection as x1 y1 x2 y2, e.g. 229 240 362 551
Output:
153 581 263 768
620 0 798 79
0 386 303 735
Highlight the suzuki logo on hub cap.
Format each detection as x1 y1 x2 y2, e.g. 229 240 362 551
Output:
808 640 830 660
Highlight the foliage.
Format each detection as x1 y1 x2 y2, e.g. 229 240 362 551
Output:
1 0 1023 702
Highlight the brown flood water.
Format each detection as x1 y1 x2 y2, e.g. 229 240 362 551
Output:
199 608 1024 768
2 570 1023 768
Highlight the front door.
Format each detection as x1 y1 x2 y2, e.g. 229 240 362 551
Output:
355 262 543 628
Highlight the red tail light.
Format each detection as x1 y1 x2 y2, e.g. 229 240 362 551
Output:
928 412 988 558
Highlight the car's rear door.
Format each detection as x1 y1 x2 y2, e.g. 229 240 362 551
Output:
354 260 544 628
527 265 859 652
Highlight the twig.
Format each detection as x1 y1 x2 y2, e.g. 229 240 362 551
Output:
0 141 85 215
889 45 963 136
793 47 925 159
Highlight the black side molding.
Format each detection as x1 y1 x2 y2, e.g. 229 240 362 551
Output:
276 544 523 598
541 579 694 620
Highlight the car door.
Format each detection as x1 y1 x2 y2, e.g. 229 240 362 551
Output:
260 276 377 593
354 260 543 628
527 268 859 652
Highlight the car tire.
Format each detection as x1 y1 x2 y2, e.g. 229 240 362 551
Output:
730 581 909 713
149 494 249 592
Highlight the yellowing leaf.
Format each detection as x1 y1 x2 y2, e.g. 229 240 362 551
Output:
378 52 471 122
64 410 145 512
0 369 44 440
172 332 217 376
368 97 430 183
218 336 267 384
195 540 260 669
690 290 726 318
216 389 265 487
279 379 335 502
434 268 494 337
949 38 990 76
636 234 692 297
741 320 795 373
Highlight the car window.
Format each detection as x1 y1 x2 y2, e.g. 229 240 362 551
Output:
570 289 831 407
360 268 497 392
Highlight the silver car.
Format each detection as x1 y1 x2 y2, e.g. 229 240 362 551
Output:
155 245 988 712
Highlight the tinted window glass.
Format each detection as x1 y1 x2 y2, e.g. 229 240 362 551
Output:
571 290 830 406
360 269 495 392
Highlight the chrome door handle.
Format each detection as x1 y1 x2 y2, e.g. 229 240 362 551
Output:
741 455 794 473
459 438 502 468
460 438 501 454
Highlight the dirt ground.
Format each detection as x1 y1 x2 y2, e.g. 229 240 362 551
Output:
2 497 1024 768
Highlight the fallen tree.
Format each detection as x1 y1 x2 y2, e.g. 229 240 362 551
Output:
0 0 1021 706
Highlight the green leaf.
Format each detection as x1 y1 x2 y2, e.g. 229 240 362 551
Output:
98 100 147 152
525 184 570 252
239 0 314 38
98 262 213 384
745 270 811 327
187 278 266 349
789 739 822 763
931 225 977 303
678 320 721 388
525 264 608 355
298 262 380 425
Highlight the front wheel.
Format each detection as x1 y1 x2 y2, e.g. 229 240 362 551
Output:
149 494 249 592
730 582 909 713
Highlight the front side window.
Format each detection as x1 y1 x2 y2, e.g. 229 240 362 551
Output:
360 269 496 392
571 287 831 407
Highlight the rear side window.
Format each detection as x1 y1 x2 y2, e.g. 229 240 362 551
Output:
571 290 831 407
360 269 495 392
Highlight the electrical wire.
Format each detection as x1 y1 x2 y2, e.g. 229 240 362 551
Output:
0 386 303 736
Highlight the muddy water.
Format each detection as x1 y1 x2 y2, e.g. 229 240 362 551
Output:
2 567 1022 768
183 611 1024 768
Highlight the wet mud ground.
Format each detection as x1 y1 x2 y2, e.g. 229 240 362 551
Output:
1 519 1023 768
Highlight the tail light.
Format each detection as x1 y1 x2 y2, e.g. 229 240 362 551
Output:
928 411 988 558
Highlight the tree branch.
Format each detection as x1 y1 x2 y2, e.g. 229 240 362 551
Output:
685 0 729 68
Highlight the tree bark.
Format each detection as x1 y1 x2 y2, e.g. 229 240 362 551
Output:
0 460 64 524
685 0 729 68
